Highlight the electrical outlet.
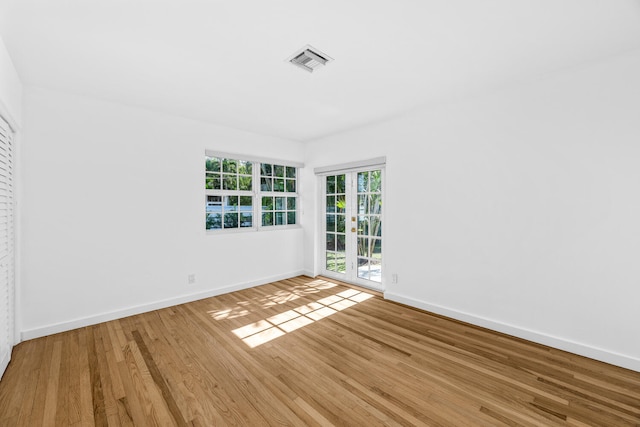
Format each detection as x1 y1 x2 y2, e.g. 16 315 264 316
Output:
188 274 196 284
392 273 398 284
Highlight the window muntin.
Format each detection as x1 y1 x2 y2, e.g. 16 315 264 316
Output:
259 163 297 227
206 157 252 191
325 174 346 273
260 163 296 192
356 170 382 281
205 155 298 231
261 196 296 226
206 195 253 230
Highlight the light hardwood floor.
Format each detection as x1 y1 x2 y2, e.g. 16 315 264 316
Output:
0 276 639 426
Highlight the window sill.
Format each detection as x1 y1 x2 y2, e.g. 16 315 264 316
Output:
206 224 302 235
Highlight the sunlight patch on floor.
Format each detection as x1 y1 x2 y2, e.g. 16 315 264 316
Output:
207 280 340 321
232 290 374 348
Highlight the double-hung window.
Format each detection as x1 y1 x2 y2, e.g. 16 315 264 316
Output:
259 163 297 227
205 152 301 231
205 157 254 229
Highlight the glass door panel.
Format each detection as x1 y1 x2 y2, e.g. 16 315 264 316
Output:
355 170 382 283
325 174 347 274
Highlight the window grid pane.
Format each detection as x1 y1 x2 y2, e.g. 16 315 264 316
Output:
206 194 254 230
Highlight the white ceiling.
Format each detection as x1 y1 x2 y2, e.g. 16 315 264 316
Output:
1 0 640 142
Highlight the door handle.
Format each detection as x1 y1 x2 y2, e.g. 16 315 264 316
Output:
351 227 356 232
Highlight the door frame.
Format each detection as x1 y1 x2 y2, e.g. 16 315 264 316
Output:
314 158 386 292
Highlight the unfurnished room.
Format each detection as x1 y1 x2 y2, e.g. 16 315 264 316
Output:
0 1 639 426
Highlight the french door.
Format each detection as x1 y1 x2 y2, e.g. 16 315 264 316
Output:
322 168 383 291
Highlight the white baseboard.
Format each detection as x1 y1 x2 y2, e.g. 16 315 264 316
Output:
384 291 640 373
21 270 306 342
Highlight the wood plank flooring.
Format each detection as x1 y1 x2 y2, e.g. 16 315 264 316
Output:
1 276 639 426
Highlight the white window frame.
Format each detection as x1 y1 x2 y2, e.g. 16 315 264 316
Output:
205 150 303 234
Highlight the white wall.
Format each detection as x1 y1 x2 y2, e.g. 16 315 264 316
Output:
303 50 640 371
20 87 305 338
0 36 21 127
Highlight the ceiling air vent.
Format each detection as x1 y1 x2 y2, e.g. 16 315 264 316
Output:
288 45 333 73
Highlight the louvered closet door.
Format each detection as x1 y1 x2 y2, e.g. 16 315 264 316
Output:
0 115 14 380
